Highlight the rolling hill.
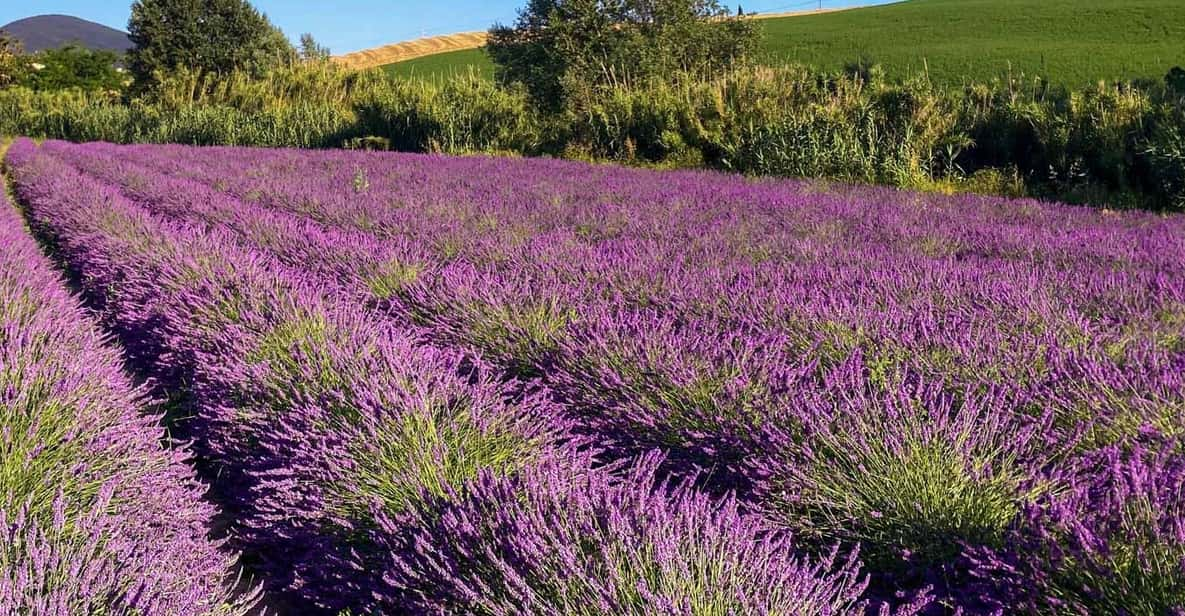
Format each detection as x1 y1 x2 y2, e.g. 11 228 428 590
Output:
1 14 131 54
373 0 1185 87
384 48 494 80
334 31 488 72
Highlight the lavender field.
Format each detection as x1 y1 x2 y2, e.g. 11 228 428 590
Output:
0 145 250 613
3 137 1185 614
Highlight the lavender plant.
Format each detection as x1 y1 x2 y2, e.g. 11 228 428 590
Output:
0 144 252 614
1040 444 1185 613
391 451 906 615
968 441 1185 614
753 356 1071 607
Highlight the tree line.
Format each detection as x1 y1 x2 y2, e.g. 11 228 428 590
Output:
0 0 332 93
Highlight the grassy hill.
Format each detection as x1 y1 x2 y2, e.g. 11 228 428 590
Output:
384 48 493 80
380 0 1185 87
759 0 1185 86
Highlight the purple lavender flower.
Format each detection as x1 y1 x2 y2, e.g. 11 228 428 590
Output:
968 440 1185 613
6 139 574 611
389 451 902 615
0 143 253 614
9 137 1185 613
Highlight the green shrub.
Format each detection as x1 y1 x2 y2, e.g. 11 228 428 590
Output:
1166 67 1185 96
354 73 541 154
569 81 699 164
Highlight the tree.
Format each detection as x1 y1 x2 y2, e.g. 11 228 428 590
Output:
299 33 331 62
487 0 757 109
127 0 295 88
0 31 29 89
20 46 126 92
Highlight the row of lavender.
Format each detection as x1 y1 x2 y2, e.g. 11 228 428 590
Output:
0 151 252 613
39 140 1185 612
4 138 879 614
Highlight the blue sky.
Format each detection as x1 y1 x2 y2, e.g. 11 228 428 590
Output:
2 1 885 54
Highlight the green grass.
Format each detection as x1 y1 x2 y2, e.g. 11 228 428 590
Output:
383 48 494 81
759 0 1185 87
381 0 1185 87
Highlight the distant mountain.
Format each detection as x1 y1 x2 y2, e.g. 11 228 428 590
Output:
1 14 131 54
